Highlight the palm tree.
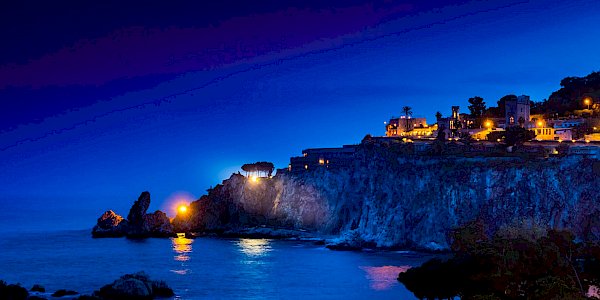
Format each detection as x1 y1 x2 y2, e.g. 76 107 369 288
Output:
402 106 413 133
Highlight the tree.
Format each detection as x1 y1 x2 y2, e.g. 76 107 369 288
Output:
486 127 535 146
504 127 535 146
402 106 412 132
468 96 486 118
485 95 515 118
468 96 486 128
241 162 275 177
435 111 443 121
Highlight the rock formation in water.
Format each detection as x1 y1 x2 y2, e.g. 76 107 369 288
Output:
92 210 128 237
92 192 173 238
173 142 600 250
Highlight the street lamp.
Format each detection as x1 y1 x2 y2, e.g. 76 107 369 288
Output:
537 121 543 127
584 97 592 110
484 120 492 129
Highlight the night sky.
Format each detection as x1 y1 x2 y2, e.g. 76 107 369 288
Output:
1 0 599 229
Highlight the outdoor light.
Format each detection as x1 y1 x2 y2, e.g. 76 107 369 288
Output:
178 205 188 214
537 121 543 127
584 97 592 109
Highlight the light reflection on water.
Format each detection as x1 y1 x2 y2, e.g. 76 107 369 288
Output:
0 231 431 299
360 265 411 291
236 238 272 257
171 236 193 275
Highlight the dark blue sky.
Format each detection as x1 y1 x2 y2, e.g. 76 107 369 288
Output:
1 0 599 228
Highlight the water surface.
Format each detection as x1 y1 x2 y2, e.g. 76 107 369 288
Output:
0 230 429 299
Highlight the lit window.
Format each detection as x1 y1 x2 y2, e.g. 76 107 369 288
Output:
304 165 308 170
318 158 325 165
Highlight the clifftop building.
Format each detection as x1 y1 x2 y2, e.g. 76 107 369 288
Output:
385 116 435 137
505 95 531 128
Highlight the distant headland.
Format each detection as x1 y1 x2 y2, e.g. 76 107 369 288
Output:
92 71 600 251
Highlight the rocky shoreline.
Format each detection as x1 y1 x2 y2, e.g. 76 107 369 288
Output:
0 272 173 300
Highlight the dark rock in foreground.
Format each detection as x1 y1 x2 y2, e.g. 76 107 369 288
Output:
52 289 78 297
94 272 174 300
31 284 45 292
1 273 174 300
0 280 28 300
92 192 173 238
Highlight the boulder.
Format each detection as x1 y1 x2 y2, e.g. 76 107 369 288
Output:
31 284 45 292
92 210 128 238
144 211 174 237
95 272 173 300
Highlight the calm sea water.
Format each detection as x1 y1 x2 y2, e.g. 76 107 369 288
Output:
0 230 429 299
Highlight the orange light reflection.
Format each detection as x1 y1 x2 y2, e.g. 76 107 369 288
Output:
360 265 411 291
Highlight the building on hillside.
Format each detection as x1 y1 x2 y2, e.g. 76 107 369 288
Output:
505 95 531 128
437 106 466 137
385 116 435 138
288 145 357 172
532 127 555 141
554 128 573 141
548 118 586 129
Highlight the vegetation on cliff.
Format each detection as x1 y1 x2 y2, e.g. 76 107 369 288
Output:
398 221 600 299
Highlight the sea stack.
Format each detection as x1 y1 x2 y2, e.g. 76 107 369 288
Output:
92 191 173 238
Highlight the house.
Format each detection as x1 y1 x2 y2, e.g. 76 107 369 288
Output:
289 145 357 172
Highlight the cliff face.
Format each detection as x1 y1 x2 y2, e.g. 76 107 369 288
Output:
174 145 600 250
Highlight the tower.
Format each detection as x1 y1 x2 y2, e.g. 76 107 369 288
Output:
505 95 530 128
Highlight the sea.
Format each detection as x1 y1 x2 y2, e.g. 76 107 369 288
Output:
0 200 431 299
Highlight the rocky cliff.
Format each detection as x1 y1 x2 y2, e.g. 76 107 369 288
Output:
177 144 600 250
